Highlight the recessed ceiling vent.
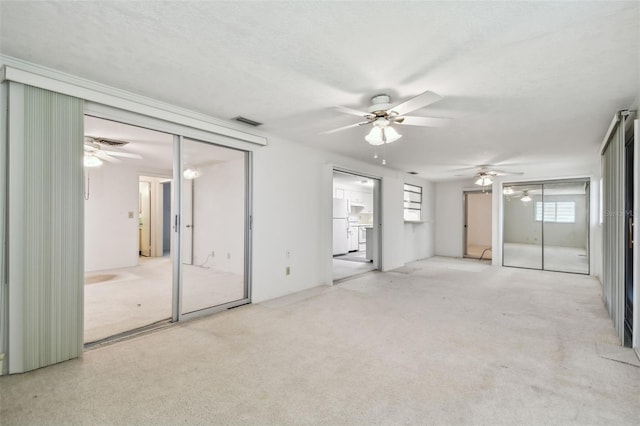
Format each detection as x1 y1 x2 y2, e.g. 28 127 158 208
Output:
233 116 263 127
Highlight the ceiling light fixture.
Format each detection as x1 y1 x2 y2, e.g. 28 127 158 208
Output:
474 176 493 187
183 168 201 179
365 125 402 146
520 190 532 202
83 154 103 168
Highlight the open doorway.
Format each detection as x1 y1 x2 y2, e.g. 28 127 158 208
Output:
332 170 380 281
464 191 492 260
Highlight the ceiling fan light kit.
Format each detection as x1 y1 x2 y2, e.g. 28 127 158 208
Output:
183 168 201 179
83 154 103 168
520 190 532 202
474 176 493 187
365 126 402 145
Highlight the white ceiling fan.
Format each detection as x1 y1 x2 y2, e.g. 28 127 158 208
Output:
455 166 524 189
84 136 143 167
322 90 451 145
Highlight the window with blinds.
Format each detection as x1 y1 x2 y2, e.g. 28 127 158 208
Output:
535 201 576 223
403 184 422 221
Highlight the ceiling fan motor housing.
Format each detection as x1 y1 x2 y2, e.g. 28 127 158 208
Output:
368 94 392 114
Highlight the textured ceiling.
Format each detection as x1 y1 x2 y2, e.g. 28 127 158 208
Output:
2 1 639 180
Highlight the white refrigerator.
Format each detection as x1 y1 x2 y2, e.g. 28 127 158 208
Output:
332 198 349 255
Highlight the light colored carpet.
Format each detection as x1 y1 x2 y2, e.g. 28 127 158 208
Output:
503 242 588 274
84 256 244 343
3 257 638 425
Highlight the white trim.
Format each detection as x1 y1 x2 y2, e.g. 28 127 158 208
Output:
0 56 267 147
600 112 622 155
85 102 261 153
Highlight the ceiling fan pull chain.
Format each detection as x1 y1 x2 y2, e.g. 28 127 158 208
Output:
382 141 387 166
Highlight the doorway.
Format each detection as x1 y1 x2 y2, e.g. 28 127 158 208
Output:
464 191 492 260
332 170 381 281
83 115 251 344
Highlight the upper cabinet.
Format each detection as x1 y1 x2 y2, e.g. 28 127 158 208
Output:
348 190 364 204
334 184 374 213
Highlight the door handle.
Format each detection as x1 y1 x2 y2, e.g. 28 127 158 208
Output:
629 217 634 248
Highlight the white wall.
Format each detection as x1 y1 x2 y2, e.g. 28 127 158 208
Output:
251 136 435 303
404 180 435 262
84 163 139 271
435 180 466 258
192 158 245 274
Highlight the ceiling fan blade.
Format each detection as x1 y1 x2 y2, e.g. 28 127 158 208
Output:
390 90 442 116
397 116 451 127
333 106 371 117
320 121 370 135
488 170 524 176
95 151 122 163
100 149 143 159
89 136 131 147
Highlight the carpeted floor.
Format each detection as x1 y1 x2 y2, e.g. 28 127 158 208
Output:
84 256 244 343
3 256 638 425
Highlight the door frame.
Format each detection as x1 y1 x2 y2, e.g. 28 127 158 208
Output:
463 189 492 260
331 167 383 277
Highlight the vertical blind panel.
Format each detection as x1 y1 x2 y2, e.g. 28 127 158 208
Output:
602 117 625 343
20 85 83 371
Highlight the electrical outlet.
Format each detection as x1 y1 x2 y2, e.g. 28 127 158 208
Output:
227 253 230 259
286 266 290 275
286 250 291 258
211 250 215 257
128 211 134 219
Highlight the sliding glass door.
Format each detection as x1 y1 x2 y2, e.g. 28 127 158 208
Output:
84 113 251 344
541 181 589 274
179 138 249 317
503 184 543 269
502 179 589 274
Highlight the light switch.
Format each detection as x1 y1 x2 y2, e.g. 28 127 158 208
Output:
128 211 134 219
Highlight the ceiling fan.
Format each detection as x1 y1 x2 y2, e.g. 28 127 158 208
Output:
84 136 143 167
455 166 524 189
322 90 450 145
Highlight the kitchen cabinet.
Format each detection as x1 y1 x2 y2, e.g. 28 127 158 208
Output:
363 192 373 212
347 226 359 252
365 228 374 260
351 191 364 203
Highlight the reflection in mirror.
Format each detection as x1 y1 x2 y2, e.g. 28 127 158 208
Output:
541 181 589 274
181 138 247 314
502 184 543 269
